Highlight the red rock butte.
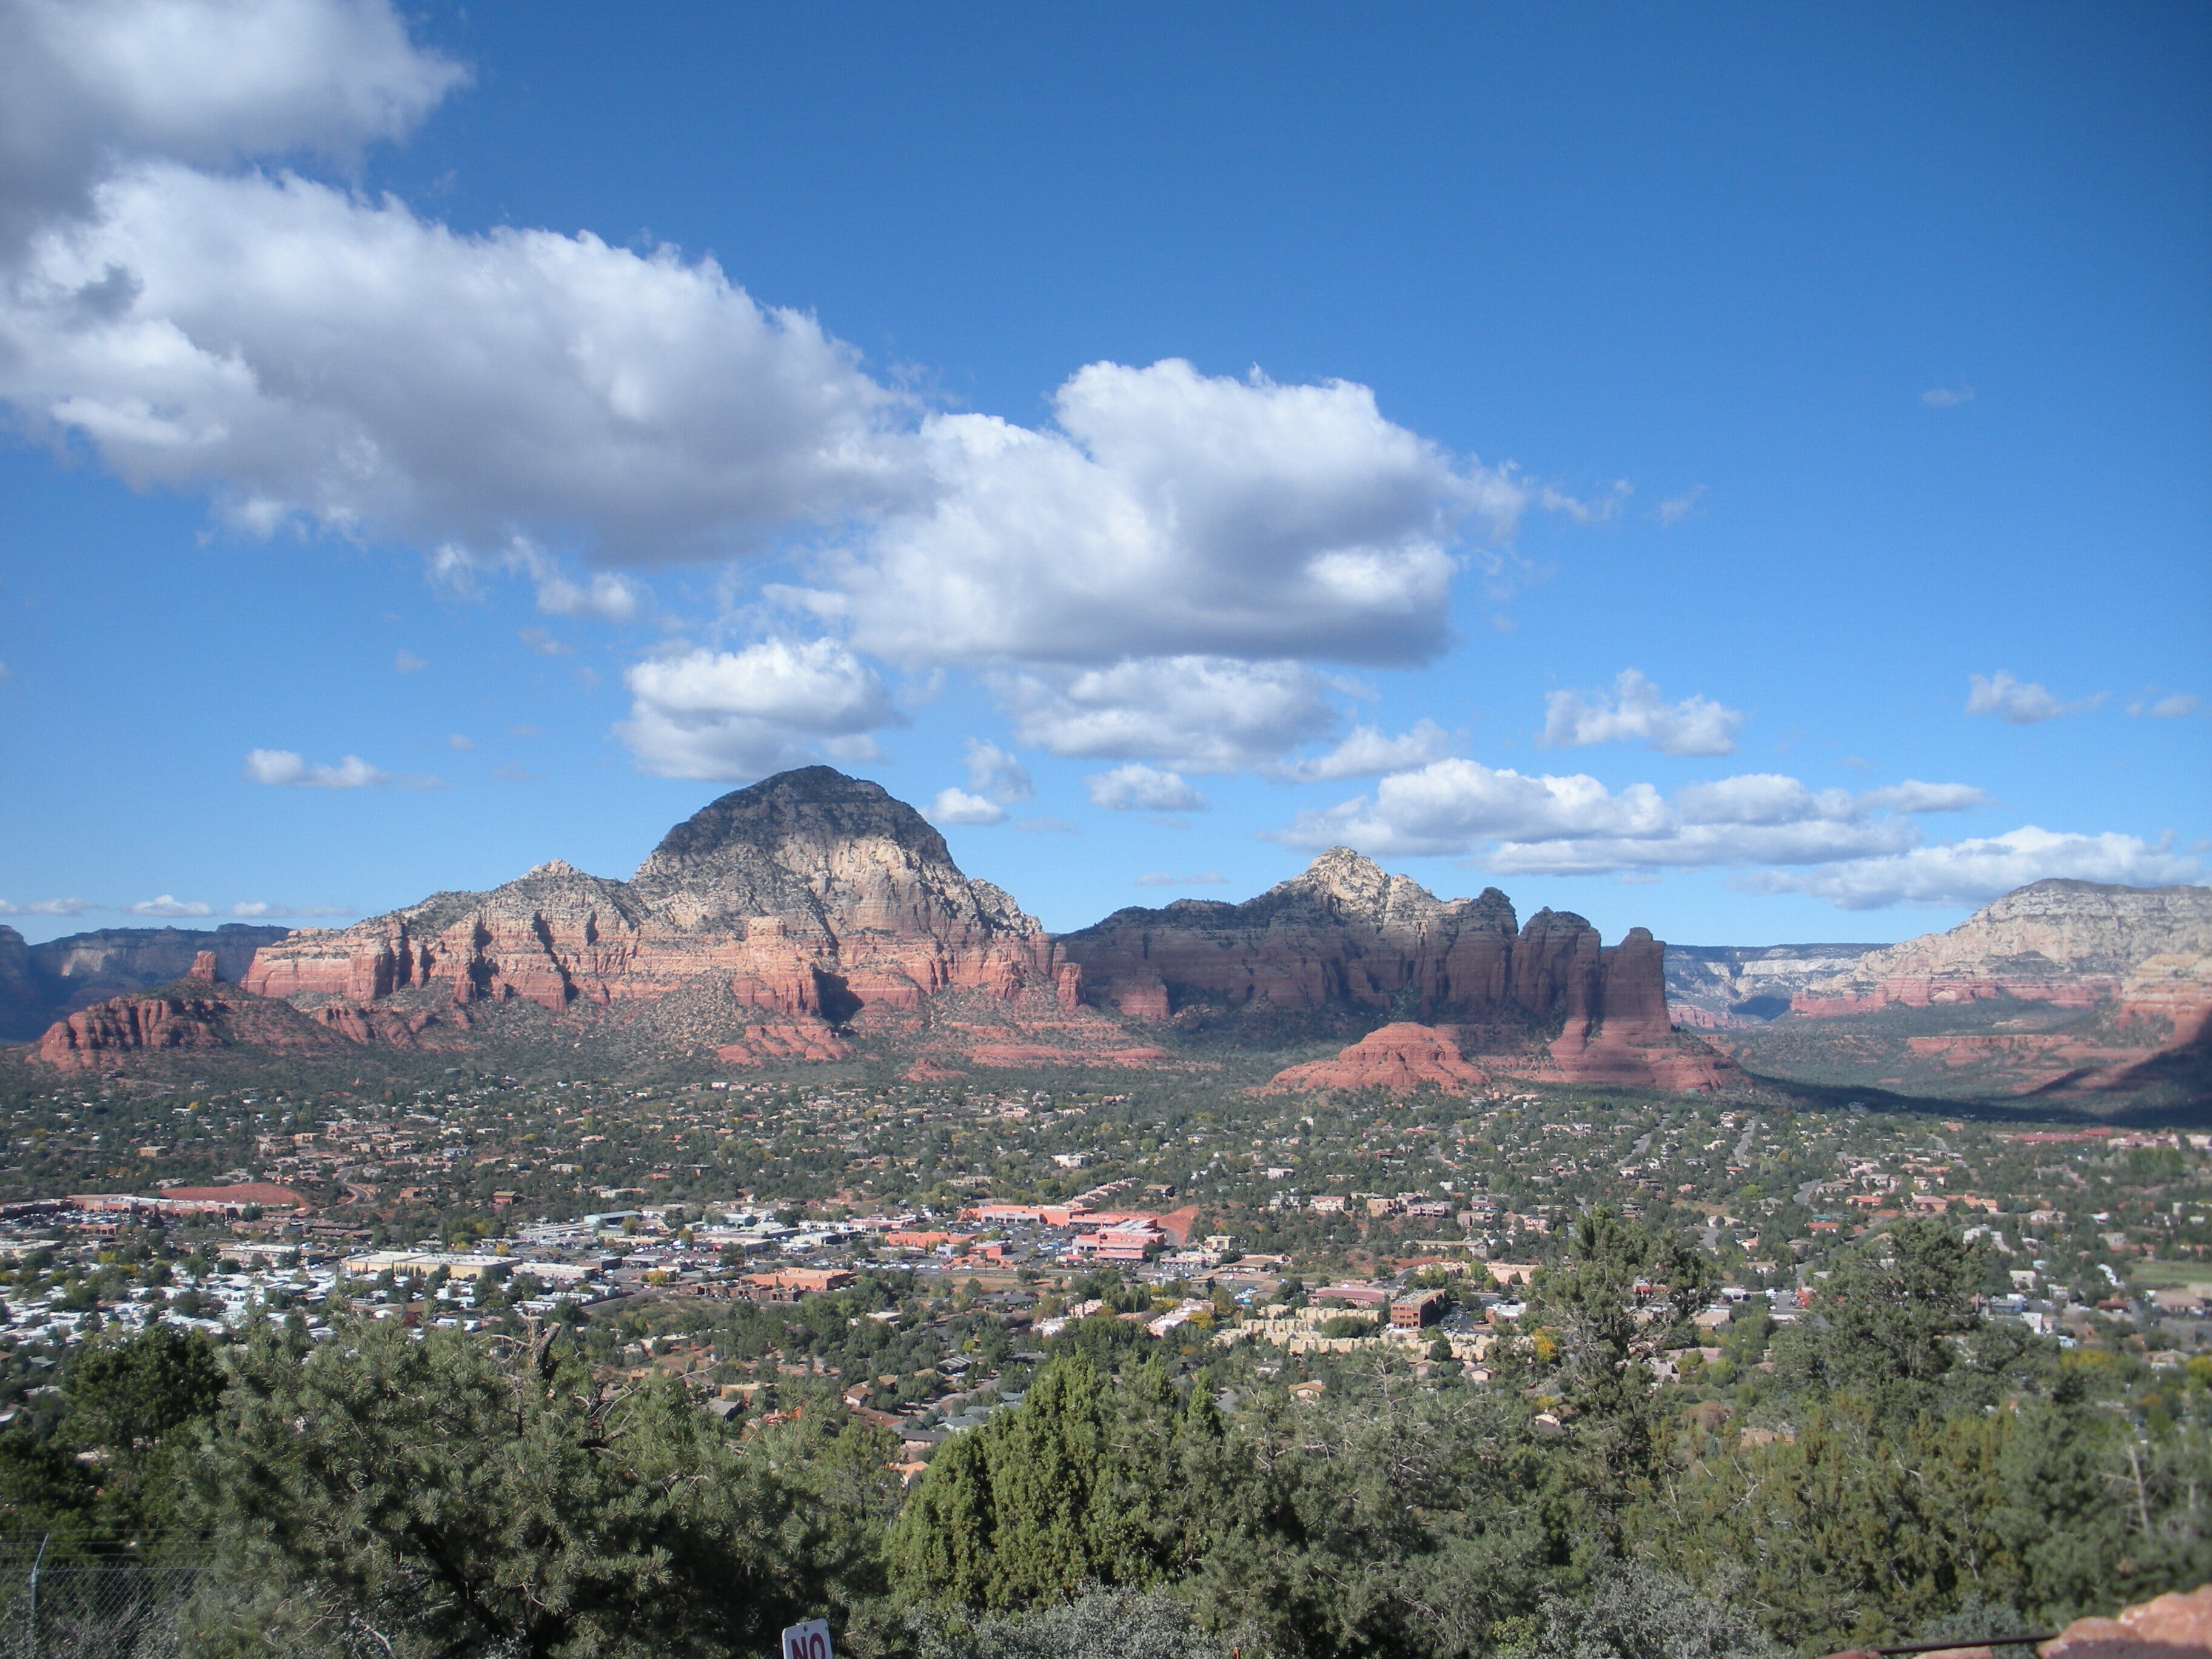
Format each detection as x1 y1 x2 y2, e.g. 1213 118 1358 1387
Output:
30 768 1732 1091
1266 1022 1493 1094
1063 846 1737 1091
242 766 1071 1022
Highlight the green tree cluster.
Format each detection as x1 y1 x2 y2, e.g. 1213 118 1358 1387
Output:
2 1212 2207 1659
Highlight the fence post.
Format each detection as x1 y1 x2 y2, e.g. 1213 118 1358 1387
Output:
26 1534 46 1659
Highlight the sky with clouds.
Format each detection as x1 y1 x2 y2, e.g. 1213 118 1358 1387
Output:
0 1 2205 946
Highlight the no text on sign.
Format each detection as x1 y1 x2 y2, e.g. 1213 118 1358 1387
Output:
782 1620 832 1659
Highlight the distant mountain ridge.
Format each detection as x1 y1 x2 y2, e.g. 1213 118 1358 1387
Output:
1663 942 1887 1028
1056 845 1736 1089
1714 878 2212 1108
1792 879 2212 1016
240 766 1062 1022
22 767 1732 1093
0 922 292 1042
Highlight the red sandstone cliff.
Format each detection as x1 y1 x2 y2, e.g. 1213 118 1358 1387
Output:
1266 1022 1492 1094
37 979 367 1070
243 768 1059 1018
33 777 1732 1089
1065 848 1735 1091
1763 879 2212 1102
1792 879 2212 1018
1061 848 1521 1022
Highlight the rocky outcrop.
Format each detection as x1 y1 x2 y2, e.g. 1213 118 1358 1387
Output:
25 777 1732 1089
0 927 34 1023
36 980 358 1070
0 922 293 1043
2114 953 2212 1050
1063 848 1521 1022
1534 927 1740 1091
1666 941 1887 1027
2040 1581 2212 1658
1793 880 2212 1017
1062 847 1733 1090
237 769 1064 1056
1267 1023 1492 1094
1817 1582 2212 1659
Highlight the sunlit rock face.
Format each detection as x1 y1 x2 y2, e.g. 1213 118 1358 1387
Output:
241 766 1060 1026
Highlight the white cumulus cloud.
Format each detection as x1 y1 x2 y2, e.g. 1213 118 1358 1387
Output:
963 739 1033 804
1273 759 1993 877
0 165 915 563
227 900 354 917
1747 828 2202 910
129 894 212 916
1273 720 1452 783
996 655 1340 773
0 0 466 247
798 358 1527 669
2128 691 2202 719
617 638 899 781
1966 670 2105 725
0 0 1637 794
925 788 1007 828
1539 669 1743 757
244 748 389 788
1086 764 1208 813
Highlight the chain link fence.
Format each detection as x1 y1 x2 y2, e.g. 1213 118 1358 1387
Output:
0 1543 199 1659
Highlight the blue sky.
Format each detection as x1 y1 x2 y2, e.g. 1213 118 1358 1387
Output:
0 0 2205 947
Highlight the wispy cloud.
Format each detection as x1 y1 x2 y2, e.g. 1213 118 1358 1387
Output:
245 749 390 788
1540 669 1743 757
1657 485 1704 528
2127 691 2202 719
393 649 427 673
0 897 96 917
1274 722 1452 783
1921 384 1975 408
927 788 1005 827
1966 671 2105 725
1085 763 1208 812
1134 871 1227 887
130 895 213 917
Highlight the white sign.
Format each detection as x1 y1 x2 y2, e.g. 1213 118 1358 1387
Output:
782 1620 832 1659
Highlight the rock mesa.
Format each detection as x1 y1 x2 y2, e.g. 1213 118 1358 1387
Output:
1266 1023 1492 1094
1793 880 2212 1017
1066 848 1735 1091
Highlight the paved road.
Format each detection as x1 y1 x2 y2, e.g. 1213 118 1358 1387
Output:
1793 1178 1822 1207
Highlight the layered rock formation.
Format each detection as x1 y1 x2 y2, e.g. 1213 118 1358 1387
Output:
1792 880 2212 1016
235 768 1064 1053
1705 880 2212 1105
1266 1022 1492 1094
38 979 361 1070
1064 848 1735 1090
25 774 1734 1091
0 922 293 1042
1819 1580 2212 1659
1063 849 1521 1021
1665 941 1886 1028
